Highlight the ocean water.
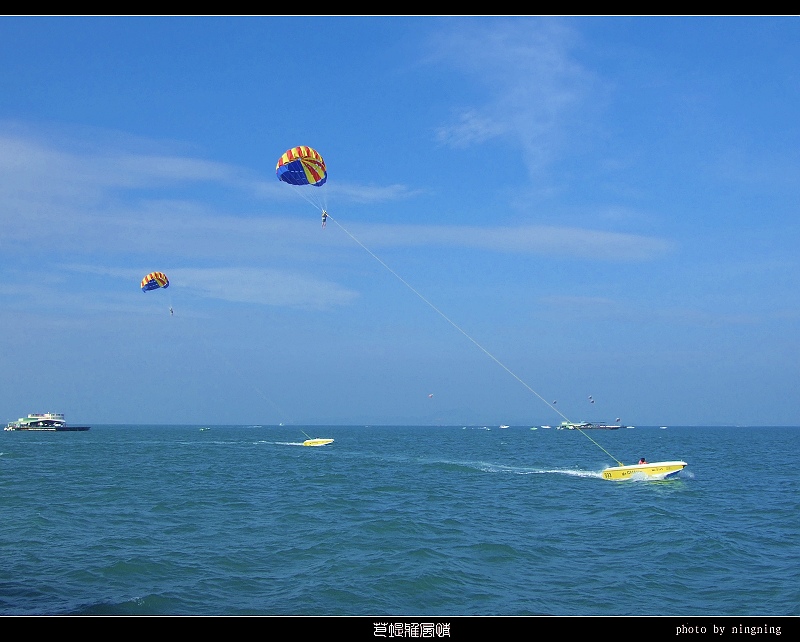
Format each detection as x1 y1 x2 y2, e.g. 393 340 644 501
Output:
1 424 798 622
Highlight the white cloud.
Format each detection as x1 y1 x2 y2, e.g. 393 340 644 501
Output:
430 18 595 176
171 267 359 309
337 222 673 261
1 125 670 264
435 109 508 148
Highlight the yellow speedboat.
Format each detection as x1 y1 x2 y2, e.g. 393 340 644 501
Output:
302 438 334 447
601 460 687 481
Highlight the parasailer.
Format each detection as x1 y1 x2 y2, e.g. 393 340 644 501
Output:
276 146 329 222
141 272 172 315
276 146 327 187
141 271 169 292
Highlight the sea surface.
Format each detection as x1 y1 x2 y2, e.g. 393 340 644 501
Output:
1 424 798 619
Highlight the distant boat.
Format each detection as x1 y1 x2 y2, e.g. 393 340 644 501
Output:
660 426 668 429
558 421 621 430
530 426 538 430
199 427 211 432
540 425 551 429
4 412 89 432
602 460 687 481
499 424 510 429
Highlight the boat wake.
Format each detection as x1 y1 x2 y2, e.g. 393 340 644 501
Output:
451 460 691 481
451 460 603 478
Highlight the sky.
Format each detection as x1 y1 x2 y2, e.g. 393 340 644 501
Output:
1 16 799 427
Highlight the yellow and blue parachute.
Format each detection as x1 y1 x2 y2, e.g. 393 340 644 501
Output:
276 146 327 187
141 271 169 292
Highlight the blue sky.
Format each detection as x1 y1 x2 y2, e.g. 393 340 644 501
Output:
1 16 798 427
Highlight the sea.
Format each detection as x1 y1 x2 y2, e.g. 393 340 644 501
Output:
1 423 797 632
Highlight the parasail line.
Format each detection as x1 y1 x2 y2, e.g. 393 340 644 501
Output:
323 212 617 457
286 183 326 212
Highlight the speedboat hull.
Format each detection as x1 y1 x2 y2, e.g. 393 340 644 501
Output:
601 460 687 481
303 438 334 447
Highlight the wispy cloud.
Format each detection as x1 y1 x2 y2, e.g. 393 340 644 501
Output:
171 267 359 309
327 182 423 204
0 129 245 197
434 109 508 148
430 18 594 175
0 262 360 312
1 126 670 265
337 222 673 261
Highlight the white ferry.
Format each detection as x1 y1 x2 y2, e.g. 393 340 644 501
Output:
4 412 90 431
558 421 622 430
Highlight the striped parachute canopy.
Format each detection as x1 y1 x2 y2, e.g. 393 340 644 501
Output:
276 146 327 187
141 271 169 292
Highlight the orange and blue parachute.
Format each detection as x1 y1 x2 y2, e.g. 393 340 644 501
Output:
276 146 327 187
141 271 169 292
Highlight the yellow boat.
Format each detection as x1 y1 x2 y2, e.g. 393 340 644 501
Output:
302 438 334 447
601 460 687 481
